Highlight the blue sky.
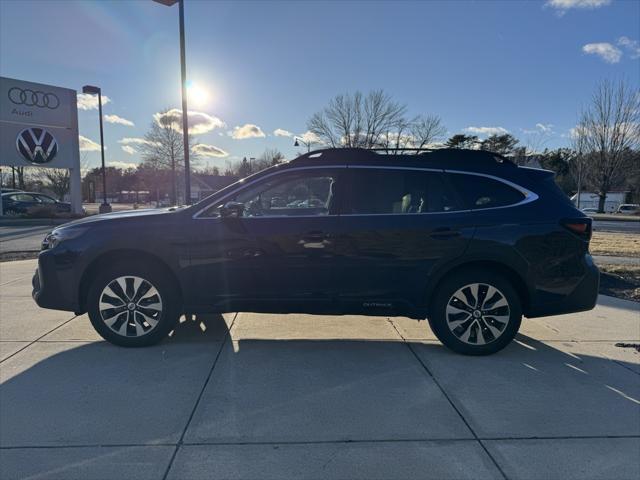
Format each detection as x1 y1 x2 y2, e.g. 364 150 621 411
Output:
1 0 639 170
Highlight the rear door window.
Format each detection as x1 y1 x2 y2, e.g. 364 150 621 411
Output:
446 173 525 209
344 168 462 214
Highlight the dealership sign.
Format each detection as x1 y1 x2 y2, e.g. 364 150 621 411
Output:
0 76 79 169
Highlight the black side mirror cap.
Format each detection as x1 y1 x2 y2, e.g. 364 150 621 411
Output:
220 201 245 218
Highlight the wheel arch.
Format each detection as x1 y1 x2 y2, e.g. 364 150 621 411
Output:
424 259 530 316
78 249 183 312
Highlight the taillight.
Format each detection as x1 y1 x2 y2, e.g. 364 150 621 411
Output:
561 218 592 240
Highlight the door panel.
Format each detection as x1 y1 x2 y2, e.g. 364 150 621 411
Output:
185 168 345 310
334 168 474 309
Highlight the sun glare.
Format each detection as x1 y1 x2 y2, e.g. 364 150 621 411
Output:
187 82 210 107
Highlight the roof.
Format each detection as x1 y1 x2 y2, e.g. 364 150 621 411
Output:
287 147 516 173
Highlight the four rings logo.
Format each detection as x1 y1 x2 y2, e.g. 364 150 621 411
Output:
16 128 58 164
8 87 60 109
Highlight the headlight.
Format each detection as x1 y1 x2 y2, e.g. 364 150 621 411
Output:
42 227 88 250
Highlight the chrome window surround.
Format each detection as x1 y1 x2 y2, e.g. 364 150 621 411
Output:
192 165 538 219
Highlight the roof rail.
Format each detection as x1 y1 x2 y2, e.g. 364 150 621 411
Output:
289 146 516 167
369 147 436 153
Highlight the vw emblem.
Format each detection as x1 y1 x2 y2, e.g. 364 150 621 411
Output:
16 128 58 164
8 87 60 109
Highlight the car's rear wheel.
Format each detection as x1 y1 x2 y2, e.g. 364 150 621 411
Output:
87 262 180 347
428 269 522 355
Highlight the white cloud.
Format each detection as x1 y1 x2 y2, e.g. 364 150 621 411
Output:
153 109 225 135
109 161 138 170
618 36 640 59
582 42 622 63
118 137 157 146
104 114 134 127
118 137 158 154
192 144 229 158
231 123 266 139
79 135 102 151
274 128 293 137
298 131 321 143
77 93 111 110
545 0 611 13
464 126 509 136
536 123 554 133
121 145 137 155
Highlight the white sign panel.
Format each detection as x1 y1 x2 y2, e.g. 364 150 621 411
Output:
0 76 80 169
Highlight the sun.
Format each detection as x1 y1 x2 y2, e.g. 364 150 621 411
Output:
186 82 210 107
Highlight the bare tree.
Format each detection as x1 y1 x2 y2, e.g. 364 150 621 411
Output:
36 168 70 200
410 115 447 150
258 148 285 167
576 79 640 212
308 90 410 149
570 126 589 209
139 108 199 205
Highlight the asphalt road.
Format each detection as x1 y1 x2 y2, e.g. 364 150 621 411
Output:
593 220 640 234
1 259 638 480
0 225 49 253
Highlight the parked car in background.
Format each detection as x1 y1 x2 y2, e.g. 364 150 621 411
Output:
1 192 71 215
616 204 640 215
33 148 599 355
581 207 598 216
1 187 22 194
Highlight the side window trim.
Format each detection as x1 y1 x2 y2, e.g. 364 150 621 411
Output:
193 165 348 219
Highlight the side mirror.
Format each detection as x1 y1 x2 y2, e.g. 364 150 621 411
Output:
220 201 245 218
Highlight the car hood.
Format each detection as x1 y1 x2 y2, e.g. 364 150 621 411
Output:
56 207 183 230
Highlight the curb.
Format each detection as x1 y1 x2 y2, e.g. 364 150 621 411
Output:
0 218 71 227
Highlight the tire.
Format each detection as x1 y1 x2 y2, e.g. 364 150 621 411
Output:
428 268 522 355
86 261 180 347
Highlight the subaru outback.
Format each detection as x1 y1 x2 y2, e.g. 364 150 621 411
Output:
33 148 599 355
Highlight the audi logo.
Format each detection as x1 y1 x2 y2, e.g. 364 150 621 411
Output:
8 87 60 109
16 128 58 164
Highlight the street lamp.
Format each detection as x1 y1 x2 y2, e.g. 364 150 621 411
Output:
294 136 314 153
153 0 192 205
82 85 111 214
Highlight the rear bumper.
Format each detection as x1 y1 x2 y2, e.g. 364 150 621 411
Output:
32 250 80 312
526 255 600 318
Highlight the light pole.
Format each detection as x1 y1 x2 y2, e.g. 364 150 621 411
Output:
154 0 192 205
82 85 111 214
294 136 314 153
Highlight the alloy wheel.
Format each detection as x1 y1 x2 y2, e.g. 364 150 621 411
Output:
99 276 163 337
445 283 510 345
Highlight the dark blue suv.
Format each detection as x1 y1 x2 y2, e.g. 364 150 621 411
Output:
33 148 599 355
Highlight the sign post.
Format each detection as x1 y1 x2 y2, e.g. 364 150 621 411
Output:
0 76 82 215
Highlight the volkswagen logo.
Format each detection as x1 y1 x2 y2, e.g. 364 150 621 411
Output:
16 128 58 164
8 87 60 109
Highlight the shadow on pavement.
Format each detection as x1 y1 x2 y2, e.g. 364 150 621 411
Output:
0 313 639 479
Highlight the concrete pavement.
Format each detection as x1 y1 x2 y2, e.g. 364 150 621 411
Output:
0 259 639 479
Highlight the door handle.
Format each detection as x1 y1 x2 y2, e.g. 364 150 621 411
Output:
302 231 329 241
429 228 461 239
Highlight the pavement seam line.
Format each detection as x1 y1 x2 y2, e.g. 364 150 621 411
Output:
0 275 31 287
387 318 509 480
161 312 238 480
3 434 640 450
0 314 79 364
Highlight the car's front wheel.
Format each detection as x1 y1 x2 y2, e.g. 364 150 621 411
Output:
87 262 180 347
428 269 522 355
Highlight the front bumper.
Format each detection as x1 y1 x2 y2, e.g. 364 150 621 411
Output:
32 250 80 312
